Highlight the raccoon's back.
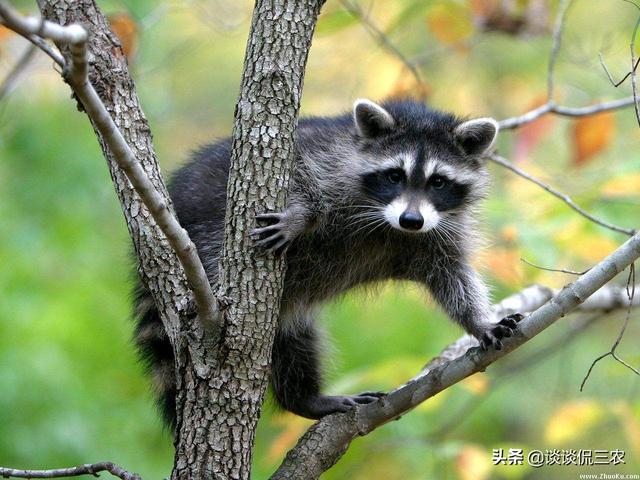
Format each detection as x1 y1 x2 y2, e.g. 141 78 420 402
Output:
169 139 232 231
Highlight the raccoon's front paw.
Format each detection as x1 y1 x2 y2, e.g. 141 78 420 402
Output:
251 211 298 256
479 313 524 351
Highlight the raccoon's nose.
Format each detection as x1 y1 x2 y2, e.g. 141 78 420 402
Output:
399 211 424 231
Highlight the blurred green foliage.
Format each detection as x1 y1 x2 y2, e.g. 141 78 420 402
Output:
1 1 640 479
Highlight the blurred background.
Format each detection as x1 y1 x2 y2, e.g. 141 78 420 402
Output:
1 0 640 478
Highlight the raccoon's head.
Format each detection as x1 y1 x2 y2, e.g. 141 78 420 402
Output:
352 98 497 235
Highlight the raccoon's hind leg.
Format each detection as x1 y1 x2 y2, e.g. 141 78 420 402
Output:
271 318 384 419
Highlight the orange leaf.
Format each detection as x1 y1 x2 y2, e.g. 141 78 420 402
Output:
387 67 431 101
108 12 138 61
572 112 615 167
0 25 14 42
484 247 523 286
425 4 474 46
513 96 555 162
500 224 519 244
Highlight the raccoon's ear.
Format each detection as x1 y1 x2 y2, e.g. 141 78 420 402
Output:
353 99 395 138
454 118 499 155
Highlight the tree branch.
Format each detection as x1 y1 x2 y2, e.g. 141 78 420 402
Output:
0 462 141 480
0 6 69 67
581 263 638 390
339 0 426 92
497 97 637 130
547 0 572 101
273 233 640 479
520 257 589 276
0 1 219 338
488 153 636 236
496 0 635 130
428 312 603 440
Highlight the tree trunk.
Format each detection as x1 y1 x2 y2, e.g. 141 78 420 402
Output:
39 0 324 477
171 1 324 478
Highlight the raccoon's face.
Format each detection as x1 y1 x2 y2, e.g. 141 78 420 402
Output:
353 99 497 235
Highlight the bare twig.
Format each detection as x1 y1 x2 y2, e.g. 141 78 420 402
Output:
498 0 640 130
489 154 636 236
498 97 636 129
520 257 589 276
503 0 639 131
0 2 219 336
24 33 64 67
496 0 638 131
339 0 426 92
0 462 141 480
599 53 640 88
596 1 640 122
547 0 573 101
273 233 640 479
0 8 64 66
630 15 640 126
581 263 639 390
0 43 37 100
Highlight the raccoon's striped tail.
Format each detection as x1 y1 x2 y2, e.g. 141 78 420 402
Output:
133 283 177 428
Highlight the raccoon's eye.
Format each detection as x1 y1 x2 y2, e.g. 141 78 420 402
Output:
385 169 405 184
430 175 447 190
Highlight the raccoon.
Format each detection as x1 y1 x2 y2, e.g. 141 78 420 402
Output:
133 98 521 425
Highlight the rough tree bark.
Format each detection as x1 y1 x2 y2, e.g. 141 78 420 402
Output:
36 0 325 478
171 1 324 478
36 0 188 348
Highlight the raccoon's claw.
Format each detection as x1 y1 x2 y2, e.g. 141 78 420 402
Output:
479 313 524 351
251 212 294 256
255 212 285 223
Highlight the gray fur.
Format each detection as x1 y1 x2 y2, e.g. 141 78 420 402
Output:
133 98 515 424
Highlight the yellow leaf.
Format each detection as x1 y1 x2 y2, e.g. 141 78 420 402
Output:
545 400 603 445
456 445 492 480
570 235 618 263
572 112 615 167
460 373 489 395
387 66 431 101
601 173 640 198
425 4 474 46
